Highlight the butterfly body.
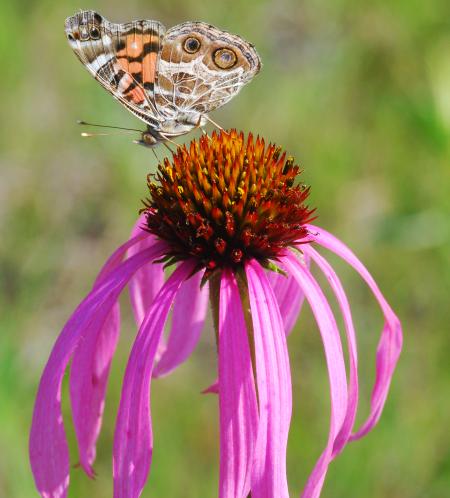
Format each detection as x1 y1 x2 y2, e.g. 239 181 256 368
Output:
65 11 261 145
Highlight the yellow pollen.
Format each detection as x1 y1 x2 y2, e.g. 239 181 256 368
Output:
166 166 174 181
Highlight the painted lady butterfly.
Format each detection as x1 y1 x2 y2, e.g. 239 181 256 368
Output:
65 10 261 146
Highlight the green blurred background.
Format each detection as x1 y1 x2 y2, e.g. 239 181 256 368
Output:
1 0 449 496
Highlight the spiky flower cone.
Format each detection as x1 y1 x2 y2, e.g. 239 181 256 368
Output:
144 130 315 277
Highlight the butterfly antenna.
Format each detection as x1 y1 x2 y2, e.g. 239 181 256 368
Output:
77 120 142 132
81 131 137 137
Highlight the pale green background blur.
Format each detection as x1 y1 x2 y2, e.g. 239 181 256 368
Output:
1 0 449 497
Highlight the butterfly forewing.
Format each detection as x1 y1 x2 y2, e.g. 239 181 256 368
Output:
65 11 165 127
112 20 164 99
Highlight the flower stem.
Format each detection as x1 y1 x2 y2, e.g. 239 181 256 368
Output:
209 271 255 498
208 268 259 403
208 271 221 351
235 269 258 390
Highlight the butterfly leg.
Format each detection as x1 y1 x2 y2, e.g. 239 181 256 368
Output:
163 142 175 154
159 133 181 150
151 148 161 163
202 115 229 136
191 115 211 141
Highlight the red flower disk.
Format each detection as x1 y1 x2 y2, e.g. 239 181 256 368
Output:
144 130 316 275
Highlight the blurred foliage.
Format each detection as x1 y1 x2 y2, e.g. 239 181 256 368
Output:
0 0 449 497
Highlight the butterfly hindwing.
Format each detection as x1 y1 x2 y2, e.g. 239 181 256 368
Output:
156 21 261 117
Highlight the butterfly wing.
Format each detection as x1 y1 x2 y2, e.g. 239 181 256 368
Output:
65 10 166 127
154 22 261 119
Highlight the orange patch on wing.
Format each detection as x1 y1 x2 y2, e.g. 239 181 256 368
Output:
116 72 145 103
117 57 129 74
129 61 142 73
115 32 160 88
143 52 157 84
116 34 143 59
127 35 143 58
125 86 146 104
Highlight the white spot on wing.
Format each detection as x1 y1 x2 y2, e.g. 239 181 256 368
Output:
91 53 114 68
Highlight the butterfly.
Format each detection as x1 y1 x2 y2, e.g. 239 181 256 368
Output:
64 10 261 146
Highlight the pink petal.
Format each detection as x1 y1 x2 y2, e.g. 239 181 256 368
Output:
128 214 165 328
281 251 348 498
202 381 219 395
245 260 292 498
267 255 309 334
218 270 258 498
113 261 196 498
302 245 358 457
306 225 403 439
95 230 148 285
153 272 209 377
69 304 120 477
29 242 166 498
69 234 147 476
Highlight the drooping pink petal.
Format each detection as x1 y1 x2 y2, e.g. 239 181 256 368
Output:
218 269 258 498
306 225 403 439
113 261 196 498
95 230 148 284
281 251 348 498
69 233 148 477
29 242 167 498
128 214 166 328
302 245 358 457
69 304 120 477
153 272 209 377
245 260 292 498
267 255 309 334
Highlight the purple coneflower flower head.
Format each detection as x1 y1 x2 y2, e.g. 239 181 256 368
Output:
29 130 402 498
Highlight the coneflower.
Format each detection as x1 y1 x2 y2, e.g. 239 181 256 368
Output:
29 130 402 498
